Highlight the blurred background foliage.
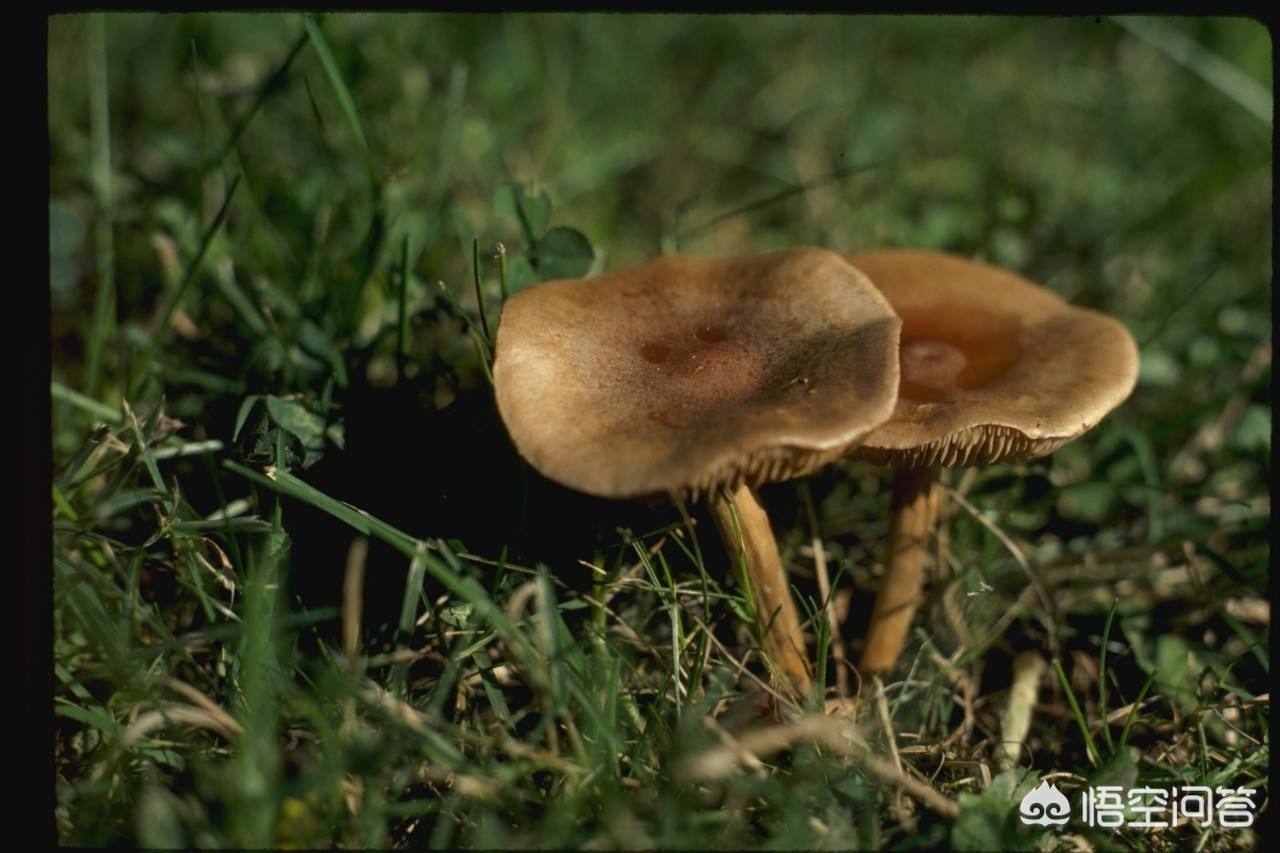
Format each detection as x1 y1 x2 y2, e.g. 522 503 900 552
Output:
50 14 1269 849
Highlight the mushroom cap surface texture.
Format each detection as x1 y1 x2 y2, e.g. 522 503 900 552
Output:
846 250 1139 469
493 248 902 499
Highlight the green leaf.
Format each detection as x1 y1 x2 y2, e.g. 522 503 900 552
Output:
297 320 350 389
1085 749 1142 822
987 768 1042 805
1090 747 1140 791
265 396 325 450
949 796 1007 851
532 226 595 280
1152 634 1196 709
54 698 121 735
1138 347 1180 387
504 256 538 294
494 182 552 242
1230 403 1271 453
439 602 475 629
51 381 122 425
949 770 1046 851
325 421 346 450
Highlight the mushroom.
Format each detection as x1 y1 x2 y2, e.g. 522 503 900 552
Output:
845 249 1139 676
493 247 901 698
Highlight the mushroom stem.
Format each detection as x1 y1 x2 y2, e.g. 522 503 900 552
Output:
861 465 939 675
711 484 814 698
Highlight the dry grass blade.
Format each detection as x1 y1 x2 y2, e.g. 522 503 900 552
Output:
158 677 239 724
418 763 512 803
675 712 962 819
871 674 911 824
342 537 368 664
120 703 243 748
675 714 838 781
803 483 850 699
998 650 1045 771
871 675 905 777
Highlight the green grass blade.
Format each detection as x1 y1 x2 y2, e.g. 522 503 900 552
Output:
391 550 427 697
85 14 116 400
674 161 881 244
123 402 171 506
1116 671 1158 752
232 516 288 847
1114 424 1165 543
129 173 241 399
497 242 511 301
52 484 79 521
1052 657 1101 768
472 237 492 344
212 30 309 169
51 380 123 425
1221 611 1269 673
223 462 540 674
1098 598 1119 752
1114 16 1272 128
54 422 113 493
211 264 269 338
303 15 375 185
150 439 225 461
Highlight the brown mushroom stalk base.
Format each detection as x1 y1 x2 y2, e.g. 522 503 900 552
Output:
860 465 939 676
710 483 814 698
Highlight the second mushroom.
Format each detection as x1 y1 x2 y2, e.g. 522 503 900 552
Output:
845 250 1140 677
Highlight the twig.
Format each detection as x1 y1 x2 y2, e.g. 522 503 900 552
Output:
342 537 367 664
872 674 912 823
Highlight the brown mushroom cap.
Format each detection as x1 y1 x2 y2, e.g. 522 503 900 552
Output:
493 248 901 499
847 250 1139 469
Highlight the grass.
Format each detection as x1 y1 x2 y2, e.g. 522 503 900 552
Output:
50 13 1270 850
